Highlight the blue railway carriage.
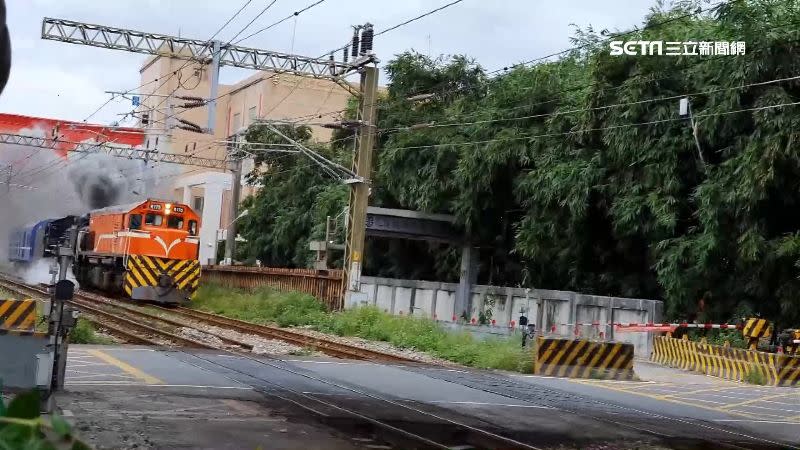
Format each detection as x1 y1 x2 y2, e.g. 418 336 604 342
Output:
8 216 76 263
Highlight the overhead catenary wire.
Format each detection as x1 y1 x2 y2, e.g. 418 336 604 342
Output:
225 0 280 44
280 0 747 127
122 0 261 129
162 0 468 128
381 74 800 133
380 100 800 152
270 15 800 133
231 0 327 45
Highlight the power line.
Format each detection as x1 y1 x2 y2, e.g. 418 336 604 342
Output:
232 0 327 45
270 16 800 132
225 0 280 44
123 0 260 128
381 74 800 133
165 0 468 127
376 0 466 37
381 100 800 152
487 0 732 75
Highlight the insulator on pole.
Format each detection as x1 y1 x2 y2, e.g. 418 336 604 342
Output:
343 46 349 63
360 24 374 54
351 28 360 58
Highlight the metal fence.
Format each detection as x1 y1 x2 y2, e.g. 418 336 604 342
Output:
201 266 343 309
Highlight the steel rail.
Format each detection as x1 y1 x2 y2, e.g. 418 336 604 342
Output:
67 298 215 349
161 305 419 363
73 292 254 350
0 276 214 348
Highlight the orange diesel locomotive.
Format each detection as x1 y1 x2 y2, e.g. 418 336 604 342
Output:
73 199 202 305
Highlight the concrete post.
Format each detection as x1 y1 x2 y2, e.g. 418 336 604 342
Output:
455 244 477 322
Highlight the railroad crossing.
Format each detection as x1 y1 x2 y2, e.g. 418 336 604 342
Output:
2 273 798 448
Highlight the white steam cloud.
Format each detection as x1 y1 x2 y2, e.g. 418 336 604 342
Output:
0 127 181 283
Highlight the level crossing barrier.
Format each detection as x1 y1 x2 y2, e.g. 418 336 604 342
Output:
651 336 800 386
533 336 636 380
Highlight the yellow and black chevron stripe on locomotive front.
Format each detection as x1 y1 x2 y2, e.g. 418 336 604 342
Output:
0 298 36 332
124 255 201 296
534 337 635 380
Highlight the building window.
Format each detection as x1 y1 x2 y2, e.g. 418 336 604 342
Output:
248 106 257 124
232 112 242 133
193 196 204 212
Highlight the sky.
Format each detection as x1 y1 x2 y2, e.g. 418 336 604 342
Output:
0 0 657 125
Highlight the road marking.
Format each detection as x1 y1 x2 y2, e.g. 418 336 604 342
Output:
729 404 800 415
696 391 800 406
713 419 800 424
65 362 112 368
726 409 790 420
66 382 252 389
87 349 162 385
655 385 745 399
67 373 138 380
719 392 800 410
427 401 553 409
570 379 761 420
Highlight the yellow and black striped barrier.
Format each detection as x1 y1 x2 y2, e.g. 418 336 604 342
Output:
124 255 201 297
0 298 36 332
534 337 635 380
651 336 800 386
742 318 772 350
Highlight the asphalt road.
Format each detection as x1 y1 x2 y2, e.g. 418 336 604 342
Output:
58 345 799 449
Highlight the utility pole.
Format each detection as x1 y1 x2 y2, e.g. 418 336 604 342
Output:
207 40 222 133
224 135 243 265
341 65 379 306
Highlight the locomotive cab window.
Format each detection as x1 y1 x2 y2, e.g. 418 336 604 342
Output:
188 220 198 236
129 214 142 230
167 216 184 230
145 213 163 226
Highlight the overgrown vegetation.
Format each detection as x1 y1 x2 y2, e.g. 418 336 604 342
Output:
743 365 768 385
0 390 90 449
237 0 800 328
69 319 113 345
193 285 534 372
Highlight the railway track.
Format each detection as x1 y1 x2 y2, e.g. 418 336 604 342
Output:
0 276 245 349
0 274 417 363
155 305 418 363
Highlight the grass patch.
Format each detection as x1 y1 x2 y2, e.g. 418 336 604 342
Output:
743 365 768 385
192 284 534 372
69 318 114 345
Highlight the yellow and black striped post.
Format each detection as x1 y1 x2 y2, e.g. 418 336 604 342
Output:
124 255 201 297
535 337 635 380
742 318 772 351
0 298 36 332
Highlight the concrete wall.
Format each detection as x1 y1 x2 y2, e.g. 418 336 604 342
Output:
350 276 664 356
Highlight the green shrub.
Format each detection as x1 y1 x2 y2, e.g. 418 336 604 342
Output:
69 319 112 345
743 365 767 385
0 390 91 449
192 284 535 372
